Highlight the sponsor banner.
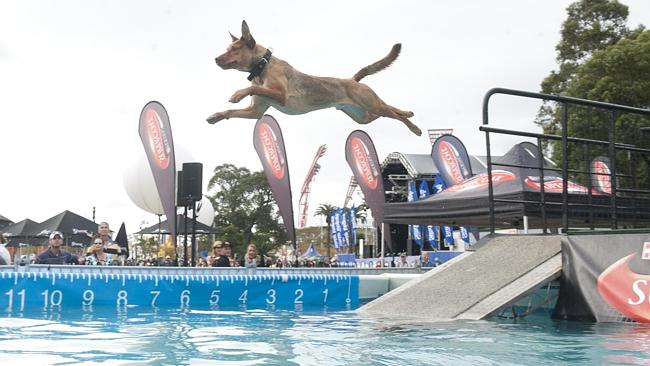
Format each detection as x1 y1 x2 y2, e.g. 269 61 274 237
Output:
418 180 437 247
330 211 339 250
432 176 454 246
433 175 447 194
340 208 350 247
443 225 454 247
253 115 296 246
524 175 599 195
591 156 612 194
139 101 177 244
553 233 650 322
459 226 470 244
345 131 385 223
408 180 422 248
445 170 516 193
431 134 473 187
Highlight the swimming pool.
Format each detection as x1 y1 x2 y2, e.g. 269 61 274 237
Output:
1 307 649 365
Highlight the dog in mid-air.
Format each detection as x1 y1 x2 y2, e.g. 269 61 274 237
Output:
207 20 422 136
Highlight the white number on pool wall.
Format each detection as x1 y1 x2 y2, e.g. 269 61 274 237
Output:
209 290 220 306
150 291 161 307
294 289 304 304
82 290 94 306
266 289 276 305
239 290 248 304
41 290 63 308
116 290 128 306
180 290 191 307
5 289 26 311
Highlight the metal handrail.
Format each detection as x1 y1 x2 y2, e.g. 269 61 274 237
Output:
482 88 650 234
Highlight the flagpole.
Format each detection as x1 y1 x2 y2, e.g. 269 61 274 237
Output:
380 222 385 268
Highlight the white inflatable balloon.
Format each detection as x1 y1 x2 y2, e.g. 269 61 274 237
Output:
195 196 215 226
123 145 196 215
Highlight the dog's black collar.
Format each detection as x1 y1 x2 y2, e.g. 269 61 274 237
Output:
247 49 272 81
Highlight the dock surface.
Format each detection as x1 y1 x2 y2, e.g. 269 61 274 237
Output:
358 234 562 321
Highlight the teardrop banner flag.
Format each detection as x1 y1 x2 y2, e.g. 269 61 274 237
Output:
345 130 392 254
139 101 176 245
591 156 612 194
431 134 473 187
345 130 385 223
253 115 296 247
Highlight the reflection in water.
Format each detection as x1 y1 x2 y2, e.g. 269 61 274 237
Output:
1 308 650 365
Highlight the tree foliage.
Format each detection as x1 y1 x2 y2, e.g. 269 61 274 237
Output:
536 0 650 182
314 203 336 258
538 0 630 116
207 163 286 257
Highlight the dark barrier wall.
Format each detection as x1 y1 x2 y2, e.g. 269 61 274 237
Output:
553 232 650 322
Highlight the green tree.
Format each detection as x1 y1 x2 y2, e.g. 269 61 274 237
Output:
314 203 336 258
207 163 286 257
536 0 649 180
537 0 634 137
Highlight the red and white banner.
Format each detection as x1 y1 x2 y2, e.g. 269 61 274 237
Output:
253 115 296 247
555 233 650 323
345 131 384 223
139 101 176 244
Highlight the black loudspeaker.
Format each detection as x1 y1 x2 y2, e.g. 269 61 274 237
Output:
181 162 203 203
176 170 186 206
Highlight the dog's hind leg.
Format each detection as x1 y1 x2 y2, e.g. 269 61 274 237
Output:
390 106 414 118
374 104 422 136
338 105 379 124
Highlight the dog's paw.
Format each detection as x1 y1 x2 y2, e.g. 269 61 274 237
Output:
410 124 423 136
229 90 248 103
207 112 226 124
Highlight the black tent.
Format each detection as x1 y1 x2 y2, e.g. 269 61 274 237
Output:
5 210 98 247
136 214 219 235
0 214 12 230
384 143 650 229
2 218 39 247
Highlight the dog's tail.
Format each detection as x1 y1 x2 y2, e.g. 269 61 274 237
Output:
352 43 401 82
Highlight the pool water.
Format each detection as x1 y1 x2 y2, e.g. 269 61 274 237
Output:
1 307 649 365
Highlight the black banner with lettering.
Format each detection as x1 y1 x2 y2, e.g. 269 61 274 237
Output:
139 101 176 245
345 130 384 223
431 134 473 187
253 115 296 247
553 232 650 322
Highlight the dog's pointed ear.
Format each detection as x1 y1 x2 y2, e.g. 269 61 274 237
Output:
241 20 256 49
229 31 238 42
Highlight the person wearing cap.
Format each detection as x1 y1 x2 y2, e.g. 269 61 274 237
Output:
34 231 84 265
396 252 410 267
212 240 231 267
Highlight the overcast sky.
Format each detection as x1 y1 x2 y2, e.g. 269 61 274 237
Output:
1 1 649 235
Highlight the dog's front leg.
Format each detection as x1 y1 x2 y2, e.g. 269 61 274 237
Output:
207 101 269 124
229 86 286 105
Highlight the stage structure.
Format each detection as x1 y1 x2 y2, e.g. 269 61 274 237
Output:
297 144 327 228
428 128 454 144
343 176 358 208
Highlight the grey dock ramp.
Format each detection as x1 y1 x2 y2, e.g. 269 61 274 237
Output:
358 235 562 321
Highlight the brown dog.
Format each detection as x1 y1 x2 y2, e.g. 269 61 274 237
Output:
207 21 422 136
